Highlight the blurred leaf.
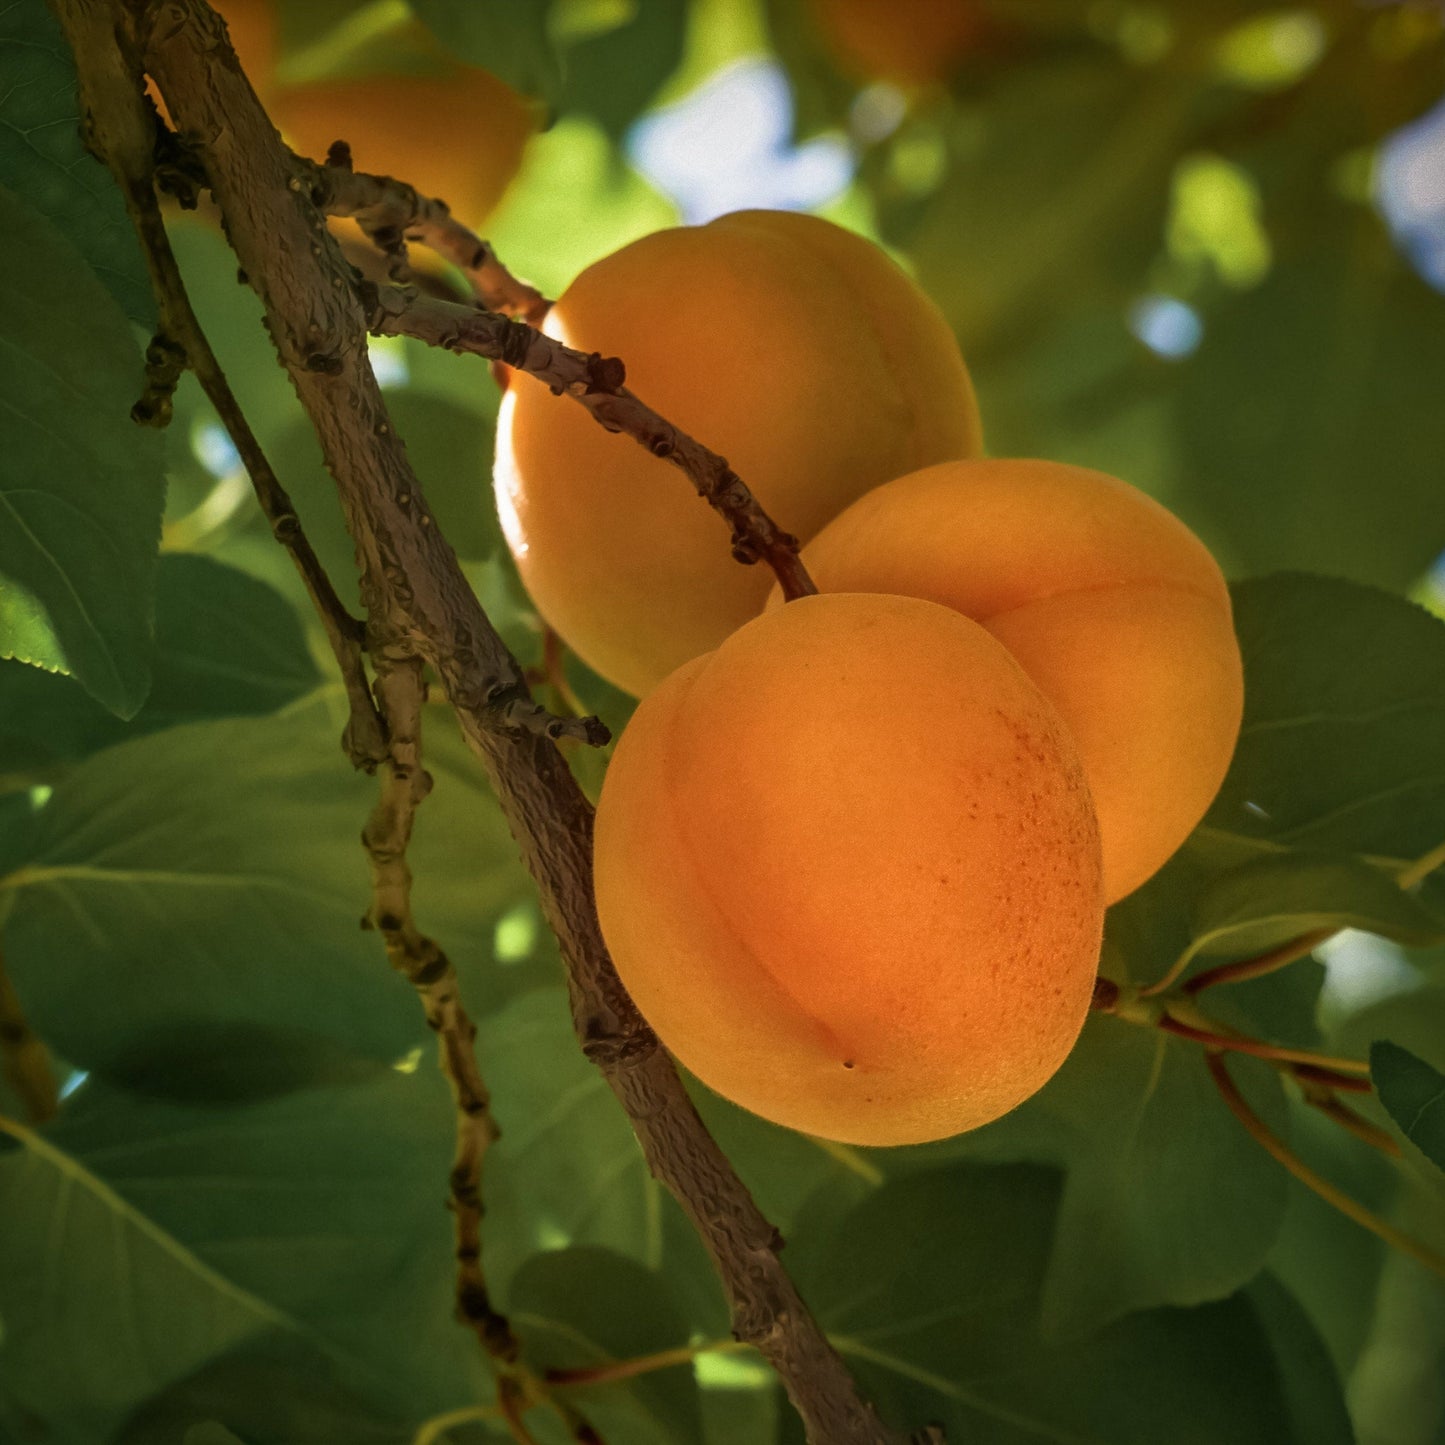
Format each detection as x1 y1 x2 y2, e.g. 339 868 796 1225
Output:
901 54 1196 365
408 0 562 102
1267 1096 1392 1379
0 699 539 1093
0 554 319 773
1206 575 1445 867
0 185 164 717
264 390 502 592
0 2 152 324
1372 1041 1445 1174
481 989 666 1294
912 1015 1289 1337
486 115 677 299
559 0 689 140
1177 216 1445 591
510 1247 704 1445
783 1162 1349 1445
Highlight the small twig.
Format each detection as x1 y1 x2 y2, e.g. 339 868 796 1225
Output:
1178 927 1335 997
1206 1052 1445 1279
1157 1012 1371 1077
308 153 550 323
0 943 59 1124
363 283 818 604
110 113 385 769
547 1339 746 1389
1302 1094 1402 1158
361 656 518 1363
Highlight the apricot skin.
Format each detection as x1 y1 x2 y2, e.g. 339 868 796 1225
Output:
787 460 1245 903
593 593 1104 1147
494 210 983 699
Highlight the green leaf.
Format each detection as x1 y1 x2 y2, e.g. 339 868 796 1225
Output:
263 390 503 592
0 3 152 324
0 1113 308 1443
2 1066 486 1435
408 0 562 103
558 0 689 140
0 700 540 1093
510 1247 704 1445
1207 575 1445 867
481 989 664 1293
916 1014 1289 1337
1178 215 1445 592
0 185 165 717
1173 851 1445 979
1372 1041 1445 1174
0 554 319 772
783 1162 1348 1445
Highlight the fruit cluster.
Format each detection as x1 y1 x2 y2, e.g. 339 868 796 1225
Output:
495 211 1244 1147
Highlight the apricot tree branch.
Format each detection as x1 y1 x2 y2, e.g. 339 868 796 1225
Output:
363 282 819 602
64 4 929 1440
0 943 58 1124
309 150 550 323
1206 1052 1445 1279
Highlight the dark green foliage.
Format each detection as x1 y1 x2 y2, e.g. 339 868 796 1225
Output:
0 188 165 716
3 1 1443 1441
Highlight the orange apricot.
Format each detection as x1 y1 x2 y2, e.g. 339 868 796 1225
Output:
272 65 537 228
807 0 984 86
494 209 983 699
593 592 1104 1146
786 459 1244 902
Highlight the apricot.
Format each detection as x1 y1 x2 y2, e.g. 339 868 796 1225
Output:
494 210 983 699
786 460 1244 903
592 592 1104 1146
272 65 536 228
807 0 984 86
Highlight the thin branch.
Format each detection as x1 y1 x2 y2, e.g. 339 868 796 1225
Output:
73 4 928 1440
361 655 518 1365
0 943 59 1124
547 1339 746 1389
1157 1013 1371 1077
310 150 550 323
1302 1094 1402 1159
1206 1052 1445 1280
364 282 818 603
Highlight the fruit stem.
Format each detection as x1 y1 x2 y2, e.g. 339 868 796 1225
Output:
1159 1006 1371 1077
1206 1052 1445 1280
548 1339 744 1389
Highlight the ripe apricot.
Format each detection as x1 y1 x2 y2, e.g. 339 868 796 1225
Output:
808 0 984 86
787 460 1244 902
272 65 536 228
494 210 983 698
593 592 1104 1146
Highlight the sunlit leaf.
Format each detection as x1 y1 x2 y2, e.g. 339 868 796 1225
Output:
0 554 319 772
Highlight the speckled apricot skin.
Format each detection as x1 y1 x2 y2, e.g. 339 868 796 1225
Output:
494 210 983 699
788 459 1245 903
593 593 1104 1147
